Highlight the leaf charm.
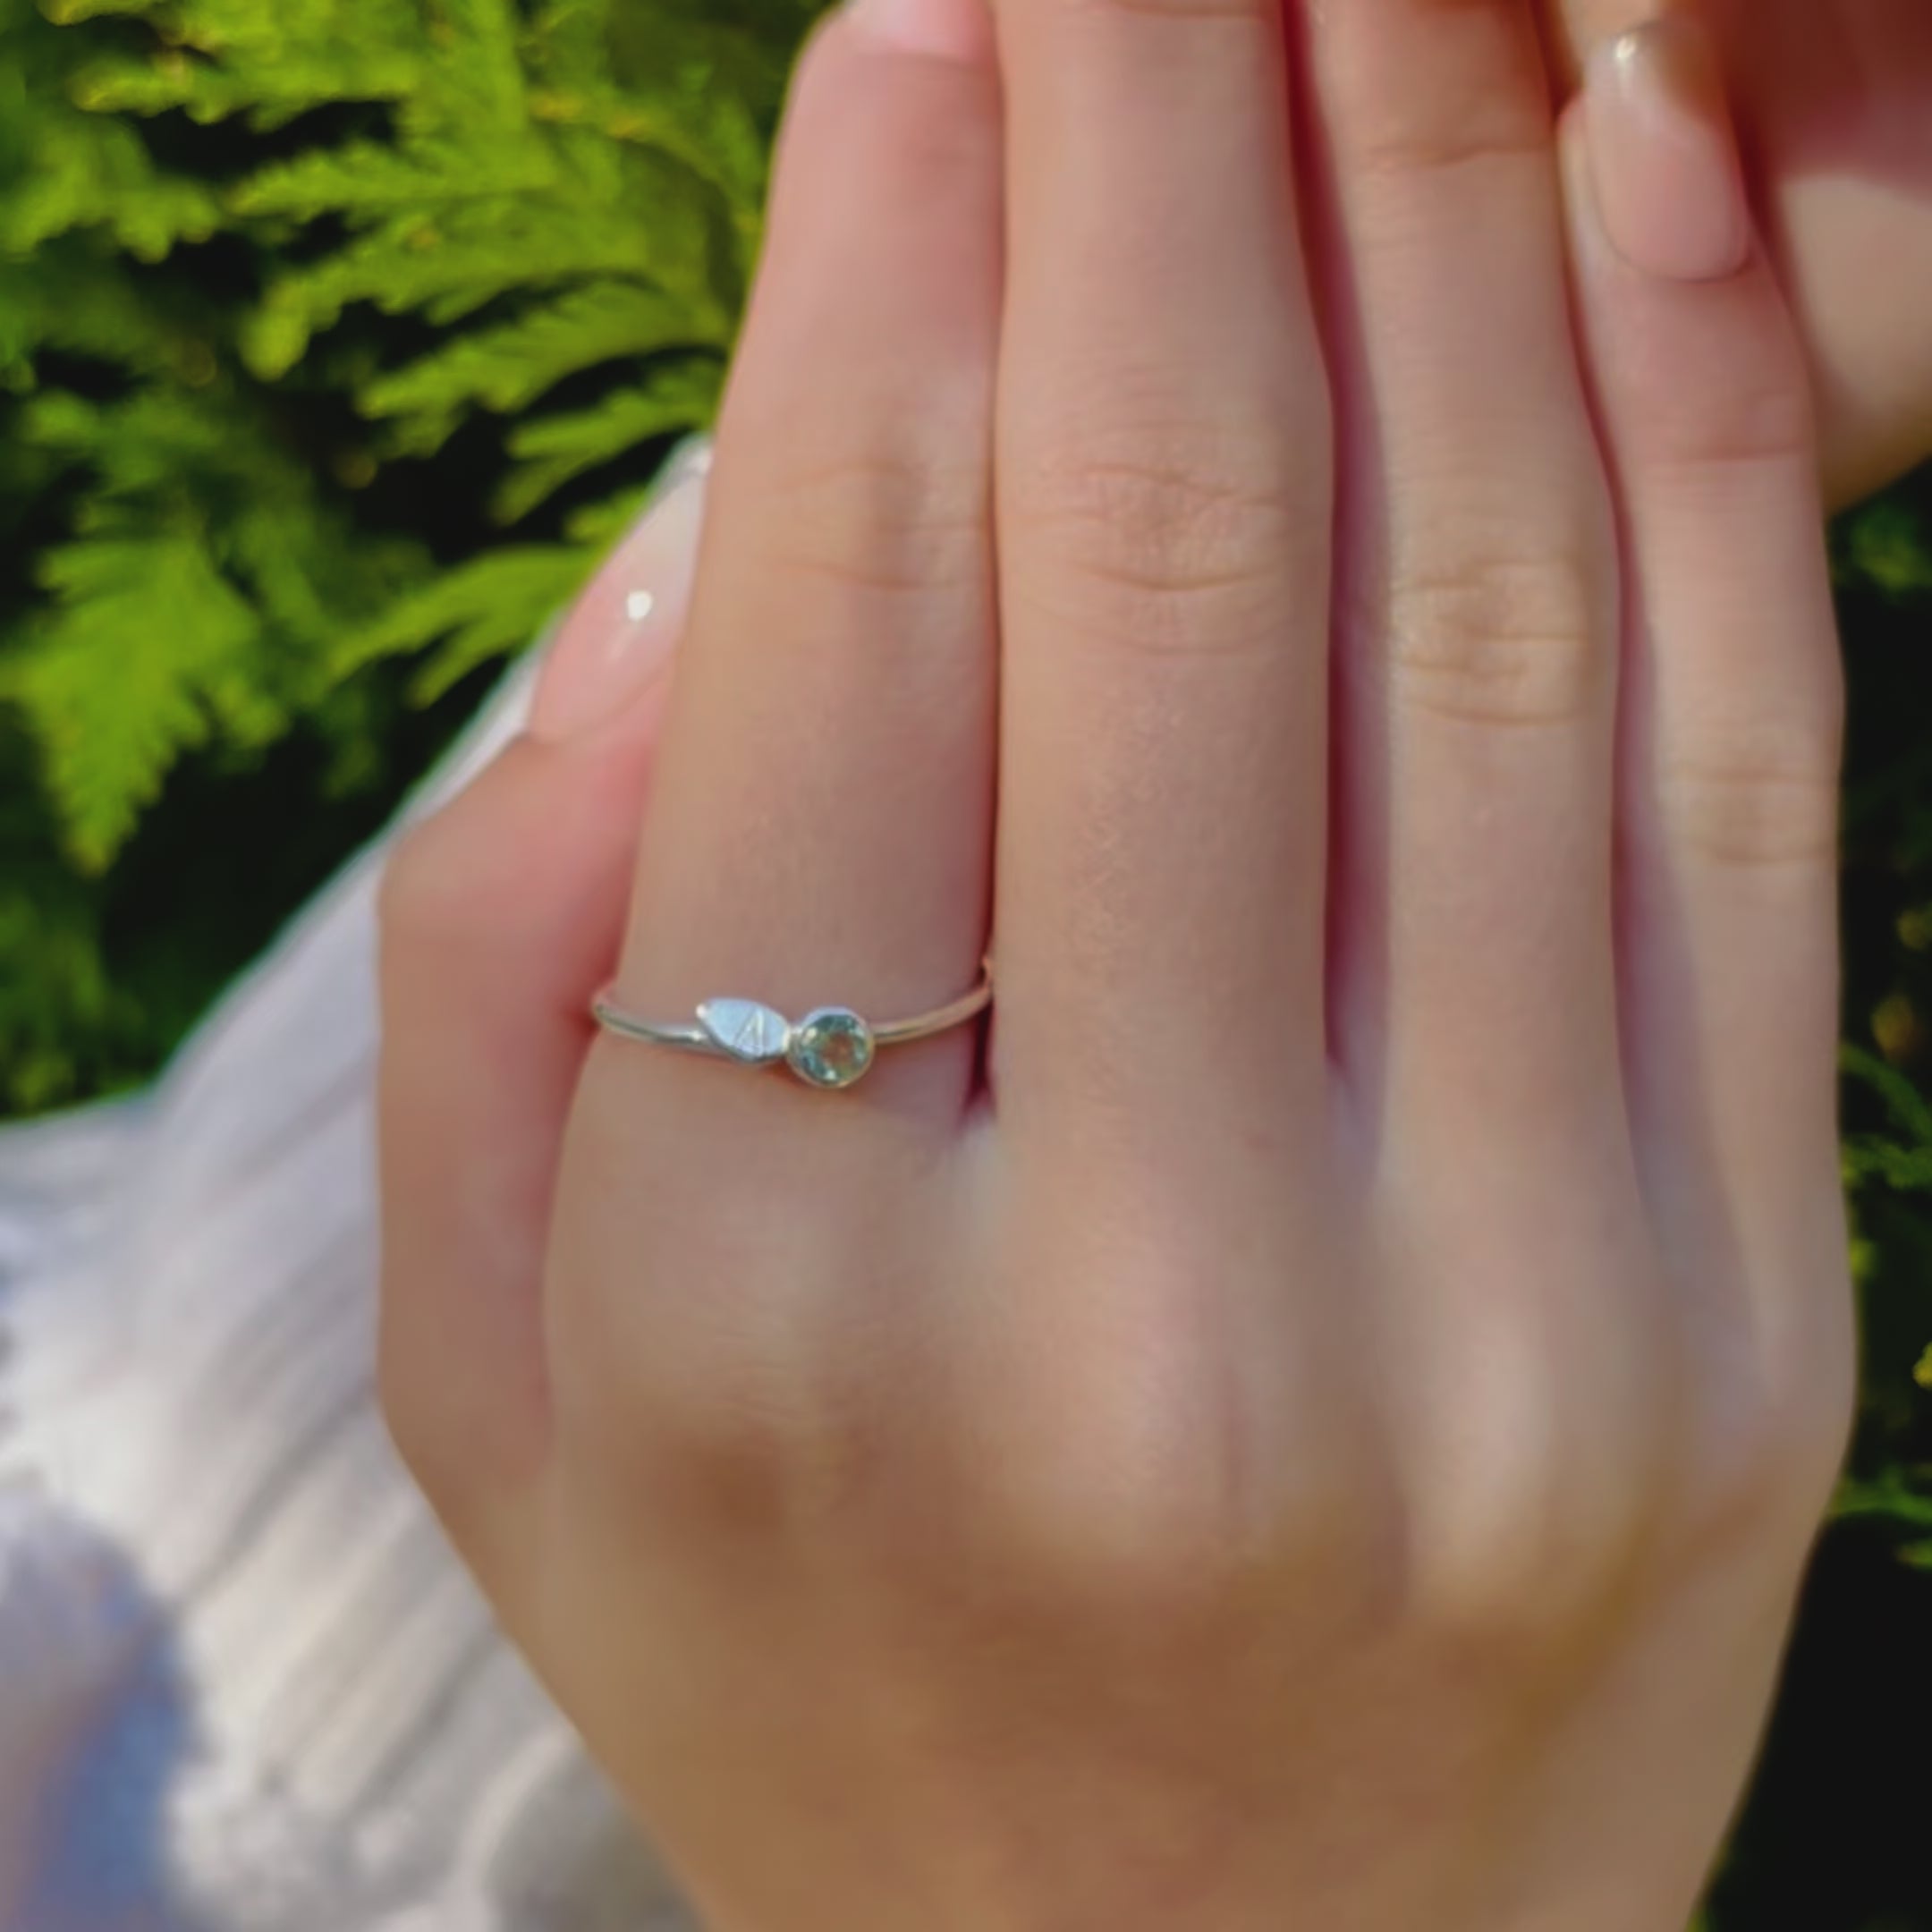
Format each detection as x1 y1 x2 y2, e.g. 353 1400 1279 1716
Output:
697 998 791 1066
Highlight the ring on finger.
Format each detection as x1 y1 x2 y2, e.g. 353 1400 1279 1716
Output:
592 960 994 1092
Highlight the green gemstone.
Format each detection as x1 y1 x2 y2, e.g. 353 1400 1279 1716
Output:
786 1008 876 1089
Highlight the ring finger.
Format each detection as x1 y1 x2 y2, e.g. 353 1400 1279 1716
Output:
1302 0 1624 1154
603 0 1004 1133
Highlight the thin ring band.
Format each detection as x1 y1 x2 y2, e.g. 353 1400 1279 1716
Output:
591 960 993 1092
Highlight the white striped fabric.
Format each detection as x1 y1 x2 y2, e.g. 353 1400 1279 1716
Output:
0 659 696 1932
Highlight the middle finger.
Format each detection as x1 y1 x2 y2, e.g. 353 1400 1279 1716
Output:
991 0 1334 1149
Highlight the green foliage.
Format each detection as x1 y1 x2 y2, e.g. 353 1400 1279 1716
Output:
0 0 818 1111
1834 485 1932 1577
0 0 1929 1920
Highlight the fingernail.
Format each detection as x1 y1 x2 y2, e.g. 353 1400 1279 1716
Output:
1586 19 1752 284
843 0 992 63
530 467 707 742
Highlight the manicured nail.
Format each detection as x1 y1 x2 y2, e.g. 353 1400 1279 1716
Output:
1587 18 1752 284
843 0 992 63
529 468 707 742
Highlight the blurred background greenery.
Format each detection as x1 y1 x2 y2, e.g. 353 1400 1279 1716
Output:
0 0 1927 1921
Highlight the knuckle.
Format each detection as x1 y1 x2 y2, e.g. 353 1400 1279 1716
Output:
968 1238 1387 1623
1046 0 1277 24
753 443 989 599
1780 1308 1860 1499
1675 378 1815 479
1409 1466 1657 1645
1640 324 1818 480
1014 430 1314 656
1759 1377 1856 1530
1680 1302 1857 1554
637 1378 810 1534
1690 1411 1850 1561
1659 715 1843 871
987 1426 1379 1632
1401 1331 1674 1640
593 1309 872 1537
1344 103 1551 187
1384 540 1607 729
1325 12 1552 187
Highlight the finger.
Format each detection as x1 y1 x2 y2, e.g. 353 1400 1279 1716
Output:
1301 0 1623 1145
1564 27 1848 1382
1532 0 1657 88
377 472 703 1563
609 0 1002 1123
530 442 708 741
991 0 1332 1142
1544 0 1932 508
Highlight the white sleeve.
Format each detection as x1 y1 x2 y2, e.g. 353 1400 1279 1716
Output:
0 657 694 1932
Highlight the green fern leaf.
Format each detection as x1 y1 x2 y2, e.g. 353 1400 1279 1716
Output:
1 96 220 259
231 137 554 222
335 544 591 698
4 537 274 869
496 355 721 520
364 280 724 436
563 485 656 547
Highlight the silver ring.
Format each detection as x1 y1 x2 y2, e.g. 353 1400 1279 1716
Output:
591 961 993 1092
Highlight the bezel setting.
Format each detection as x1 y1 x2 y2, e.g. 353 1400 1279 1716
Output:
784 1007 877 1090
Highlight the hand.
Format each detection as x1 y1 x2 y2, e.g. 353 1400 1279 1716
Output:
378 3 1854 1927
1544 0 1932 503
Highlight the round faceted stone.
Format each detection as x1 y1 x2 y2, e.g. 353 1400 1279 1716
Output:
786 1008 877 1090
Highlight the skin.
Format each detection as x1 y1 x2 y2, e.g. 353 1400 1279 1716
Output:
379 1 1877 1927
1544 0 1932 504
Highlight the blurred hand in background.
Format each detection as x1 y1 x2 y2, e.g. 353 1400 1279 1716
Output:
1544 0 1932 503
